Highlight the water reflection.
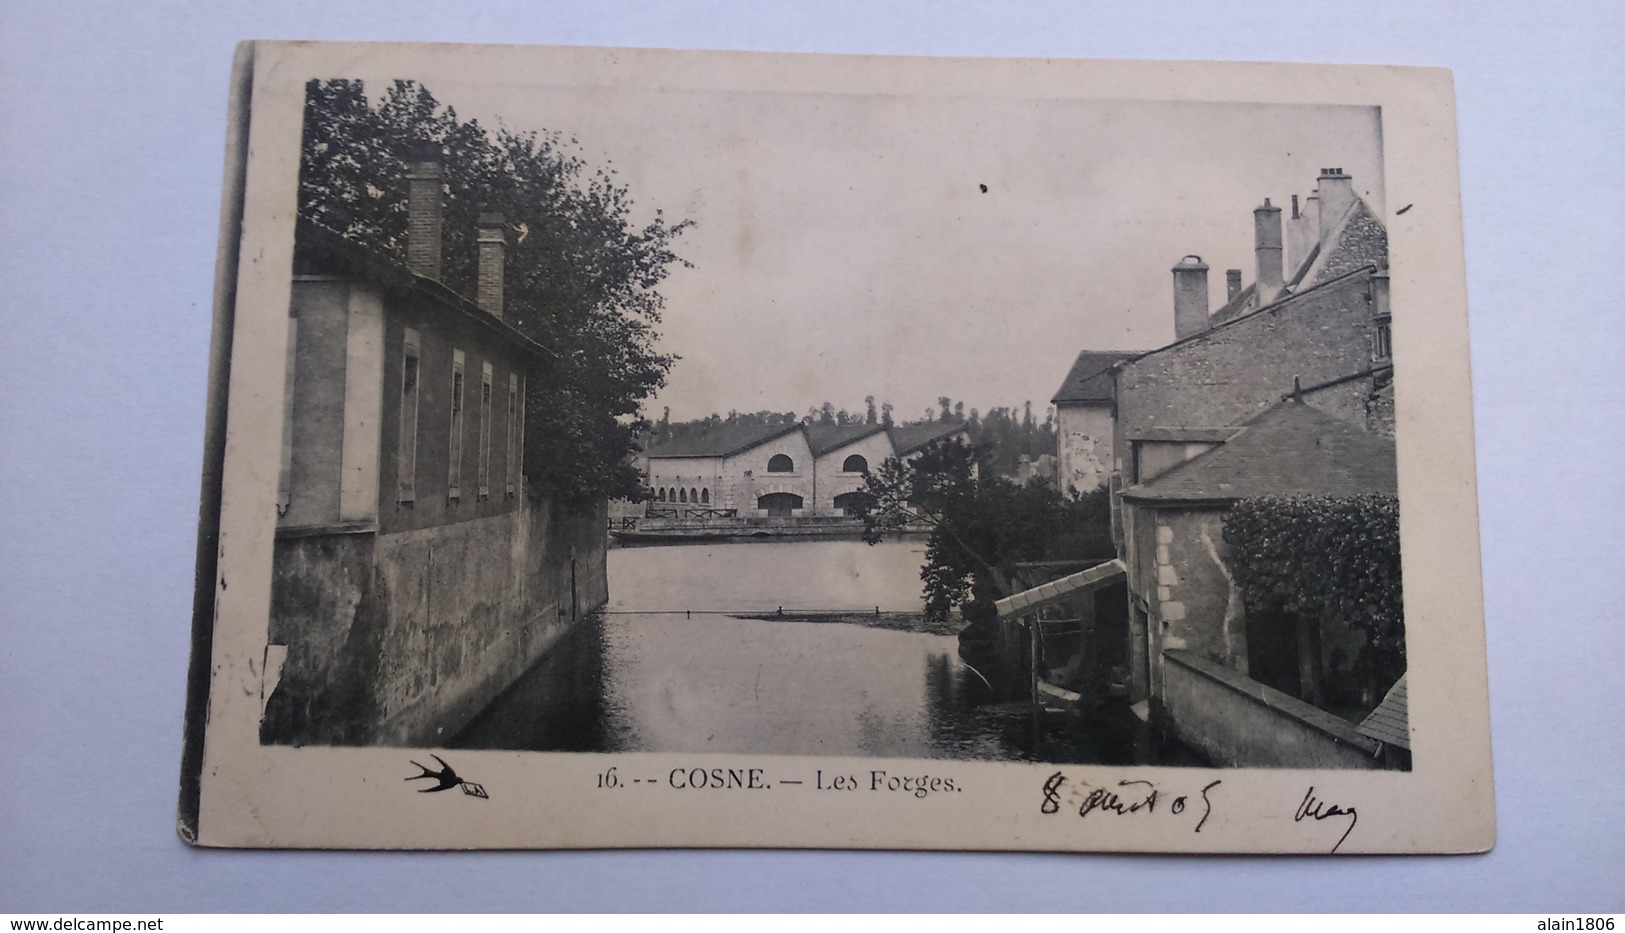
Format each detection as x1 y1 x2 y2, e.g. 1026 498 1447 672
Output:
455 539 1201 765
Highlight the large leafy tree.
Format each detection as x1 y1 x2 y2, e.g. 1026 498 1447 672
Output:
852 440 1115 626
298 79 692 504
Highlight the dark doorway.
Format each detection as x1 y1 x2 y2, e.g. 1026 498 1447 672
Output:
832 491 867 515
757 492 804 517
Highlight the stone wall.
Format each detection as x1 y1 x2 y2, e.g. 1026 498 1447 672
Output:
1162 650 1381 769
262 494 608 747
1055 403 1115 496
1116 271 1385 471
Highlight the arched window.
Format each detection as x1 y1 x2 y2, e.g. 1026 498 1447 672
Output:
657 488 666 501
842 454 868 473
679 488 687 503
700 488 710 504
690 488 698 504
767 454 794 473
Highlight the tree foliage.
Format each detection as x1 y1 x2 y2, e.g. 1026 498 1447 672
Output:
851 440 1115 626
1223 495 1406 695
298 79 692 504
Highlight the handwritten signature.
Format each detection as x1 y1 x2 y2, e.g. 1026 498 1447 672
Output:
1041 772 1221 833
1294 785 1357 853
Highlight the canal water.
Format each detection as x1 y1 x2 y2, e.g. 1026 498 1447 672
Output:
454 538 1199 765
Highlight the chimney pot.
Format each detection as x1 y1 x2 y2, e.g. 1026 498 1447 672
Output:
1226 269 1243 301
476 210 508 319
1171 254 1210 340
404 141 444 280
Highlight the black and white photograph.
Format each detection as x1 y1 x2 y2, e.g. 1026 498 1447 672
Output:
184 41 1490 853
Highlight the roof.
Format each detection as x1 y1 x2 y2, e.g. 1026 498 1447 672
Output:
1120 397 1397 504
805 423 889 456
1126 426 1241 443
1127 264 1377 368
1356 674 1409 749
1050 350 1145 404
995 559 1126 618
293 219 553 362
888 421 970 455
644 421 804 459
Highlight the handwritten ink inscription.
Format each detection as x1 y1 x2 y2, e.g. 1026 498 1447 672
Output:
1294 785 1358 853
1040 772 1220 834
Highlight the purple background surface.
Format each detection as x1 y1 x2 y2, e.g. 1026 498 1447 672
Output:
1 0 1621 912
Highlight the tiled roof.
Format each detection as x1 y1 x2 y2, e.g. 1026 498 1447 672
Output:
1120 397 1397 503
294 219 553 361
805 423 889 456
644 421 804 459
1126 426 1241 443
1208 282 1257 326
1356 674 1409 749
995 559 1126 618
1050 350 1145 404
889 421 970 455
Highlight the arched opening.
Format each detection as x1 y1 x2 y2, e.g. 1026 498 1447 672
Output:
767 454 794 473
841 454 868 473
679 488 688 503
832 491 870 516
690 488 698 504
657 488 666 501
700 488 710 504
756 492 804 518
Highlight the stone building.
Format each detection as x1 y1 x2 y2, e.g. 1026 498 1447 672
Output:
1090 166 1401 767
642 421 815 517
263 146 608 747
1050 350 1144 495
641 418 973 519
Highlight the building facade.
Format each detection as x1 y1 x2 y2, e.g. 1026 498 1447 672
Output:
263 148 608 747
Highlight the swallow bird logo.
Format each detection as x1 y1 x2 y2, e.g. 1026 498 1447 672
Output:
405 754 489 799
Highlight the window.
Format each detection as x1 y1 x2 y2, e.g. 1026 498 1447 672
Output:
700 488 710 504
505 372 518 497
690 488 698 503
679 488 688 503
449 349 465 499
841 454 868 473
1375 316 1393 362
767 453 794 473
278 316 298 515
478 361 493 498
657 488 666 502
398 328 421 503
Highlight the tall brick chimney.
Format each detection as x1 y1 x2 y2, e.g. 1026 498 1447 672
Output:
1317 167 1354 244
404 141 444 280
1171 254 1210 340
1226 268 1243 302
476 211 507 318
1254 197 1284 305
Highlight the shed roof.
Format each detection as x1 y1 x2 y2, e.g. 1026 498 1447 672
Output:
1356 674 1409 749
644 421 804 459
1120 397 1397 504
805 423 889 456
1050 350 1145 404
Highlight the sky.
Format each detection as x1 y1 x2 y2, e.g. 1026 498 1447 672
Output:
340 66 1383 423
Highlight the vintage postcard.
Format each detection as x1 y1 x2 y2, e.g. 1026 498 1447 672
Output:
180 41 1494 853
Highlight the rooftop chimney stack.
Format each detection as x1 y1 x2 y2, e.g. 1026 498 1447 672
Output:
1254 197 1284 304
476 211 508 319
1171 254 1210 340
1317 167 1354 245
405 141 444 280
1226 268 1243 302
